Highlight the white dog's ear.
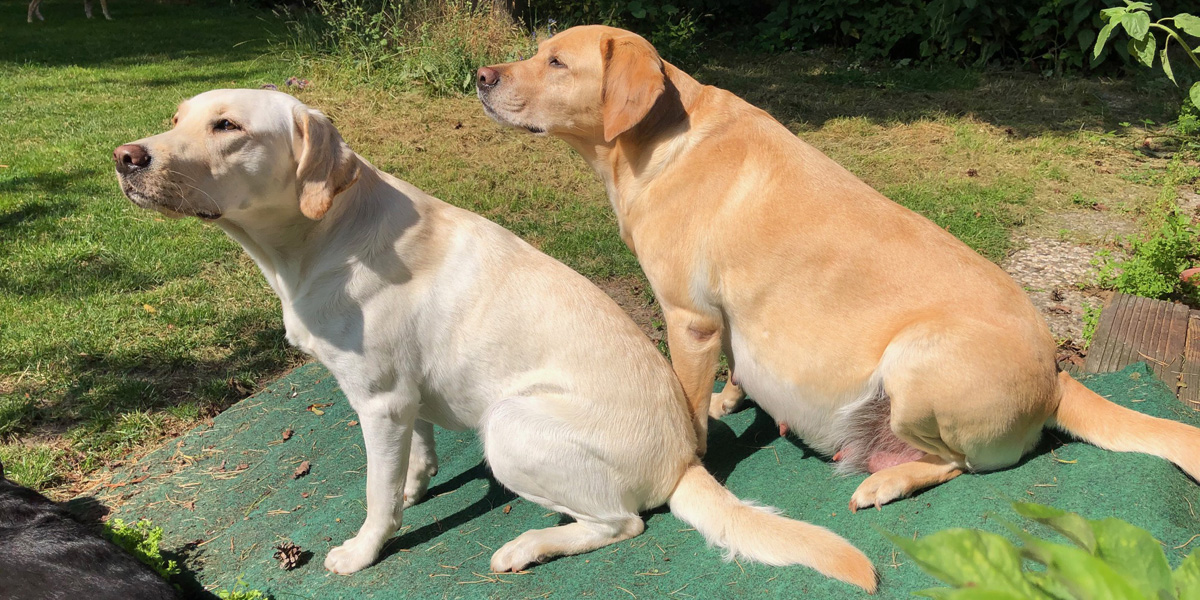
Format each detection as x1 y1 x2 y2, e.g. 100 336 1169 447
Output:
293 106 360 220
601 34 665 143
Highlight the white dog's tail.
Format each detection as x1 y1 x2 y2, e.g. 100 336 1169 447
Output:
667 463 878 593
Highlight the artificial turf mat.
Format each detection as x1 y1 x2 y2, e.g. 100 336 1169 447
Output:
104 362 1200 599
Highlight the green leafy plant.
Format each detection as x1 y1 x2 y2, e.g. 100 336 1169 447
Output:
887 501 1200 599
1081 301 1101 347
1092 1 1200 108
216 577 271 600
1096 210 1198 299
294 0 530 95
102 518 181 580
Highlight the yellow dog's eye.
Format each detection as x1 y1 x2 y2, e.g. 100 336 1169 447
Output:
549 56 566 69
213 119 240 132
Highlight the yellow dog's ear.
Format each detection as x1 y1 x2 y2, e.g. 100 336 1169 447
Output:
601 34 665 143
293 106 360 220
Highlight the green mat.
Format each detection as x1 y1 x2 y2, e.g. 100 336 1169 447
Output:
104 362 1200 599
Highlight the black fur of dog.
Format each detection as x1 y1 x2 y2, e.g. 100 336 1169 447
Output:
0 460 180 600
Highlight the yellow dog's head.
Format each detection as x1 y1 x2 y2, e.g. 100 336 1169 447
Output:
476 25 667 144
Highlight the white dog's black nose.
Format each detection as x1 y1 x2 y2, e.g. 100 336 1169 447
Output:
113 144 150 174
477 66 500 89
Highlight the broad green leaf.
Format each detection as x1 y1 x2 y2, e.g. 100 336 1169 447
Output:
1101 7 1128 23
1175 14 1200 37
1026 571 1077 600
1176 552 1200 600
886 529 1039 596
1161 48 1175 83
1090 518 1173 600
1020 536 1150 600
916 588 957 599
1124 2 1151 11
1095 22 1118 58
1013 502 1096 552
1129 35 1156 68
1078 28 1096 52
1191 82 1200 110
932 590 1031 600
1122 11 1151 41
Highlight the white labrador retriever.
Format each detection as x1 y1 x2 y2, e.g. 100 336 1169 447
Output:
111 89 877 591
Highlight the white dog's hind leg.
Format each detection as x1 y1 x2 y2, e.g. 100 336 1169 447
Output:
482 396 648 572
99 0 111 20
402 419 437 508
325 398 418 575
491 518 644 572
84 0 93 18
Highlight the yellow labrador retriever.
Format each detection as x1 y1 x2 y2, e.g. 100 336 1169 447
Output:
476 25 1200 511
111 89 877 591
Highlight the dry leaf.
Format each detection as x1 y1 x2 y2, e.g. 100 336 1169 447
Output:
293 460 311 479
307 403 331 416
503 505 512 514
282 428 293 442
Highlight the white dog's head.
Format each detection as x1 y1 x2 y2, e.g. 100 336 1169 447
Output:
113 89 360 222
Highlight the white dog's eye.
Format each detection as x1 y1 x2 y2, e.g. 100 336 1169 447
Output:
549 56 566 69
213 119 240 132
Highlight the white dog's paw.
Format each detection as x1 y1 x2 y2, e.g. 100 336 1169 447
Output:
324 536 381 574
402 465 437 509
402 481 427 509
490 534 545 573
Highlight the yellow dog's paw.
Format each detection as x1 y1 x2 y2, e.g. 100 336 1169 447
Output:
708 387 744 419
324 536 381 574
848 471 912 513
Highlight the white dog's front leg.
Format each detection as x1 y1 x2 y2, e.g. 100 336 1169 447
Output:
325 396 418 575
403 419 437 508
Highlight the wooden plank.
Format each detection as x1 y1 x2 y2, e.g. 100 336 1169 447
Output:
1082 292 1190 384
1103 293 1140 372
1179 311 1200 409
1084 293 1125 373
1121 295 1151 372
1092 293 1142 373
1161 302 1190 385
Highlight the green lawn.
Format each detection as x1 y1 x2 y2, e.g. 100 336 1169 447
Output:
0 0 1176 495
0 0 299 489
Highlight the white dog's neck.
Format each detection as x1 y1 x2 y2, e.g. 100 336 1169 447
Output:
215 164 399 310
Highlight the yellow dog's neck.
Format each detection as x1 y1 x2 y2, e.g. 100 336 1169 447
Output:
565 63 713 222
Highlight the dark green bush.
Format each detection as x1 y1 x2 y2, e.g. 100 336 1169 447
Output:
524 0 1187 71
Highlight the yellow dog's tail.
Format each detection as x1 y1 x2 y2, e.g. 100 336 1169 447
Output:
1051 371 1200 481
668 462 878 593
